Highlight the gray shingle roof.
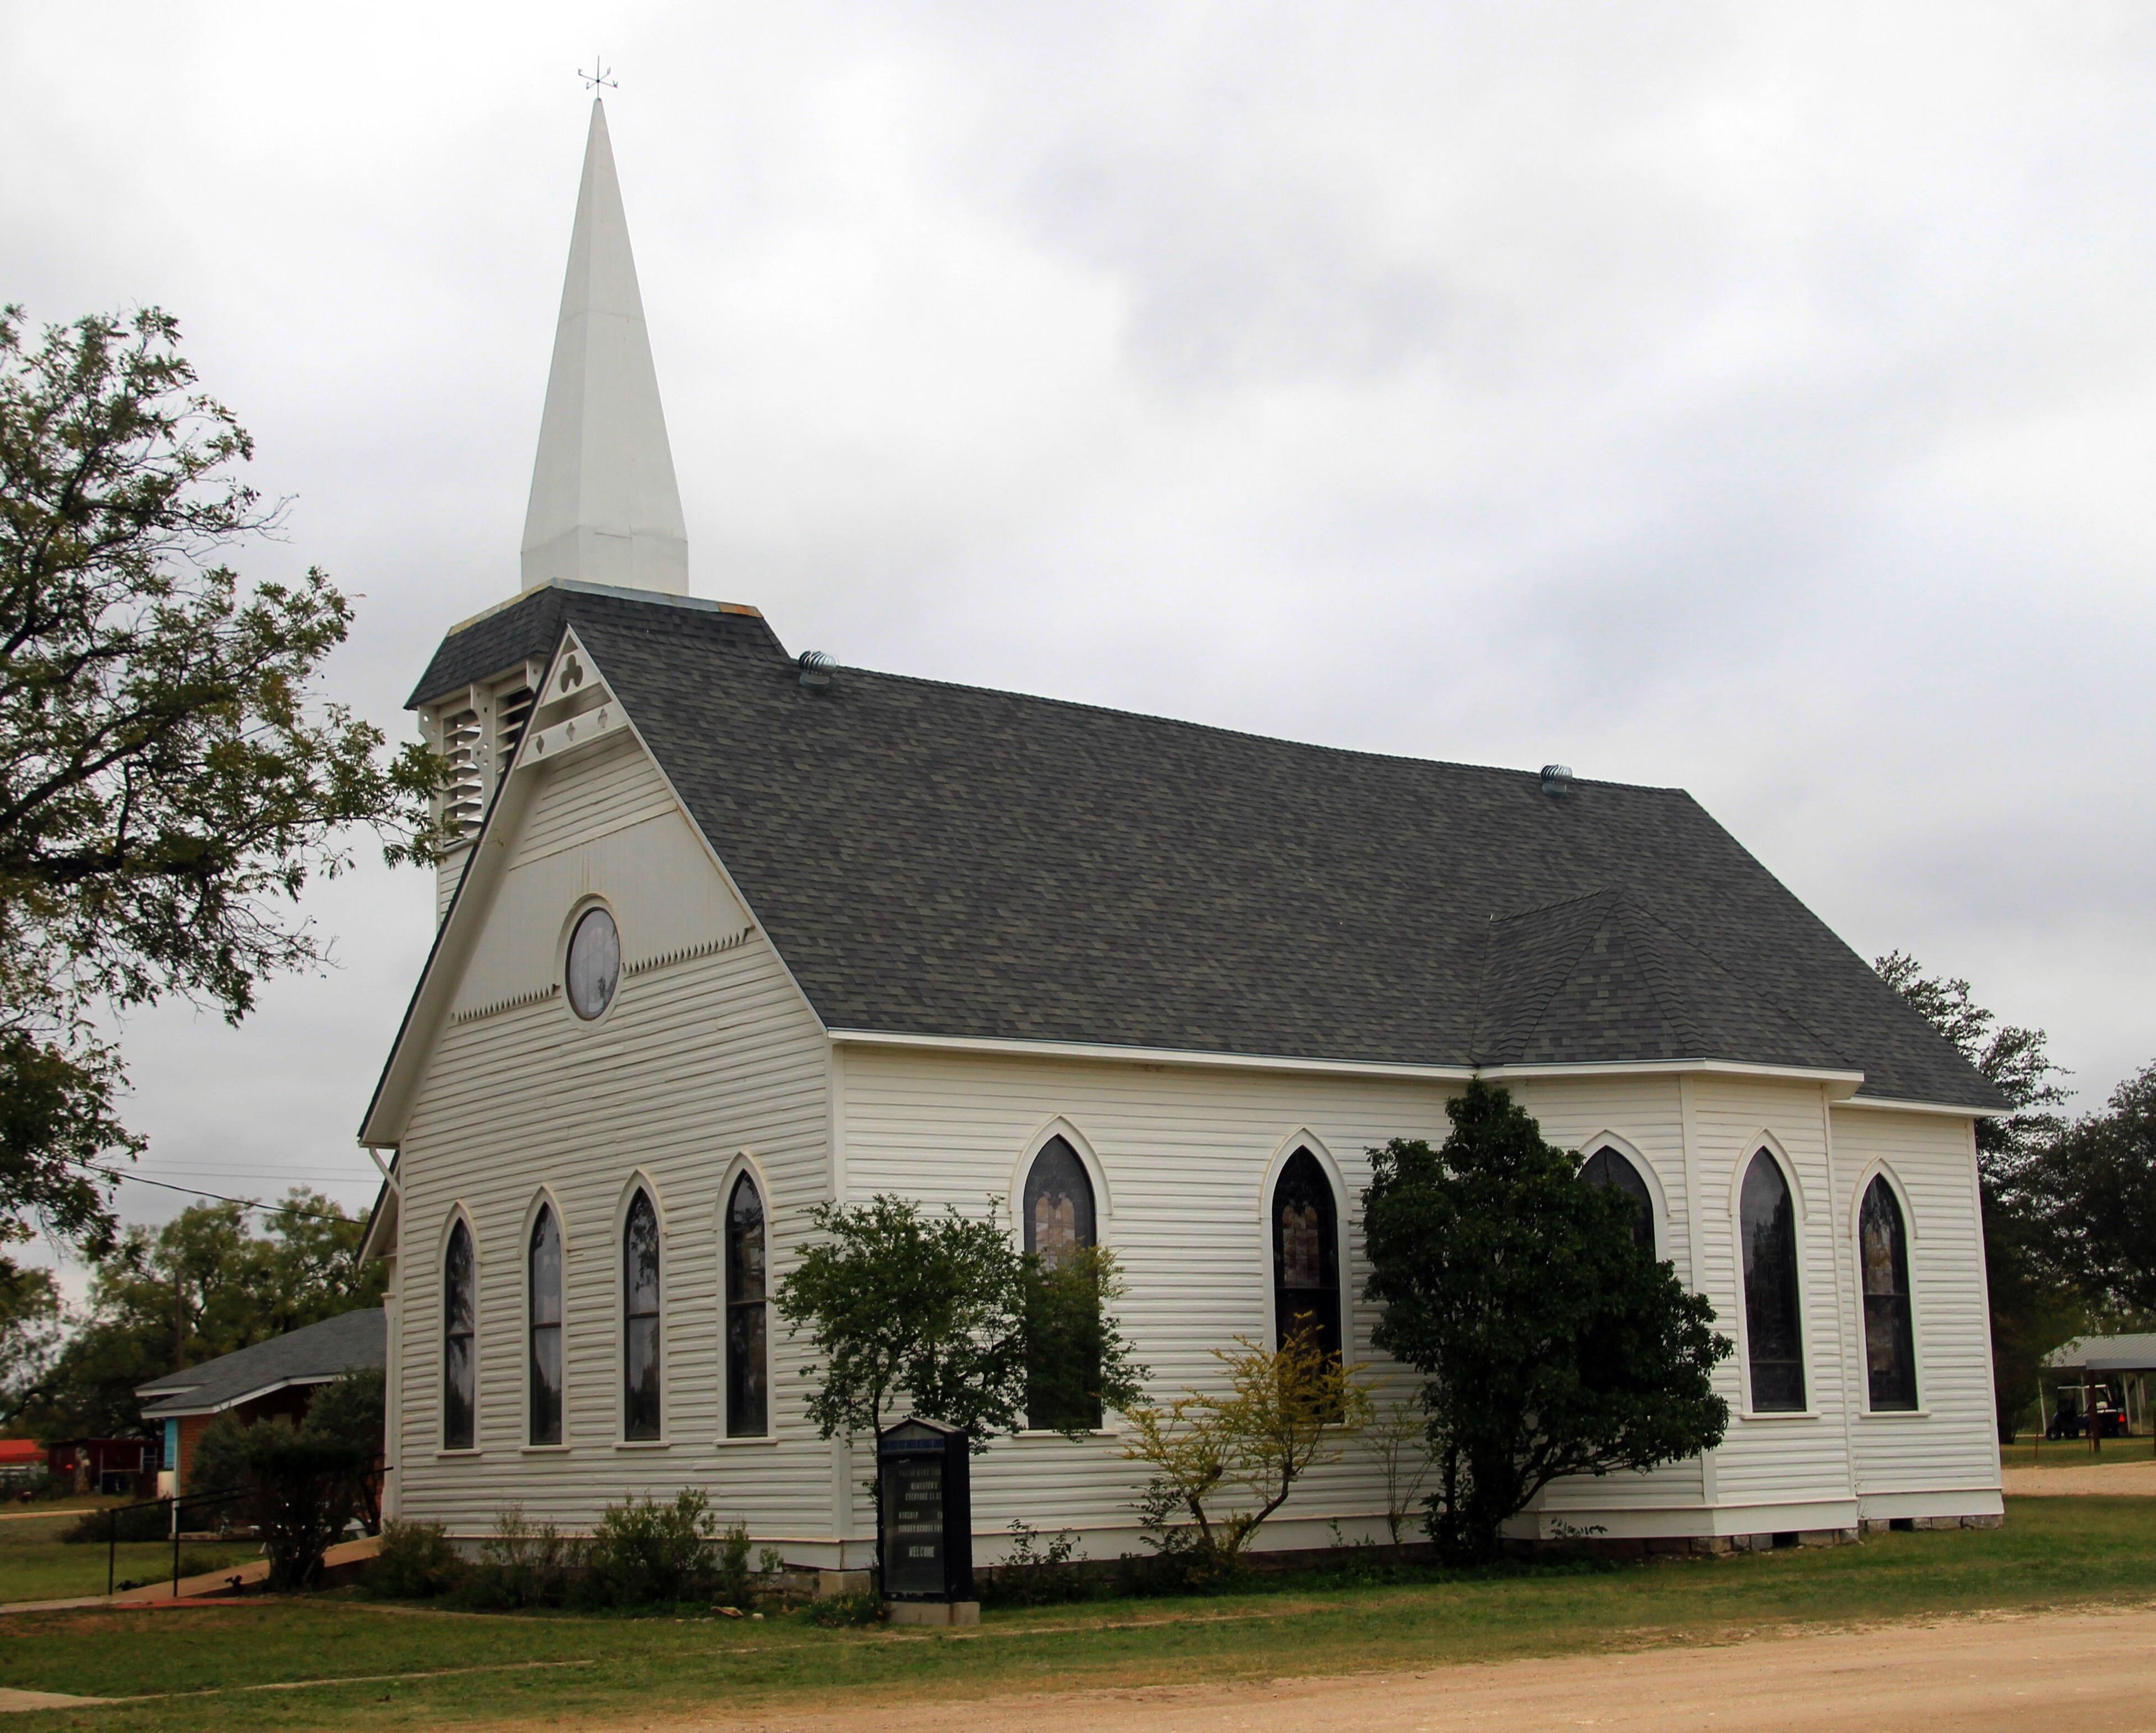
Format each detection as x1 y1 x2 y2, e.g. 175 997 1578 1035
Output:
419 586 2003 1111
134 1308 385 1419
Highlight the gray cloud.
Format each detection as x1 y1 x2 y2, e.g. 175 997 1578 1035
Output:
4 1 2151 1284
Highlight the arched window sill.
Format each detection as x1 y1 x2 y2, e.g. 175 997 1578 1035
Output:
1857 1407 1929 1420
615 1438 673 1451
716 1434 781 1448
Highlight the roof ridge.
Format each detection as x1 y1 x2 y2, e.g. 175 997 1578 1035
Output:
1506 896 1625 1061
1623 899 1856 1067
1608 895 1705 1054
1490 885 1621 927
824 661 1687 794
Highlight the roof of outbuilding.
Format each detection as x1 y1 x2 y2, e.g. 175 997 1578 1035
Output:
134 1308 385 1420
2045 1333 2156 1374
413 585 2002 1111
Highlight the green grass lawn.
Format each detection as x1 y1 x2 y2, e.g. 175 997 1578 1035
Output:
2000 1437 2156 1469
2 1497 2154 1732
0 1506 257 1605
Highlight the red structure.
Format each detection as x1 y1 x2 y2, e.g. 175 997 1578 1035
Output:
45 1437 156 1497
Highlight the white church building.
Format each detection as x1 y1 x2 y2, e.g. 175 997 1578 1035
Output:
360 102 2007 1566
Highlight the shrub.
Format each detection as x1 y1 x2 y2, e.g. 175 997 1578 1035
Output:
64 1500 170 1544
303 1368 386 1531
187 1413 255 1508
981 1518 1086 1607
798 1589 883 1627
366 1520 465 1599
712 1520 756 1608
468 1505 576 1608
238 1419 372 1590
1120 1325 1372 1574
578 1489 722 1607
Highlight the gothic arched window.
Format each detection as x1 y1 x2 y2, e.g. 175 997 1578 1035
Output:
1740 1151 1805 1412
725 1174 769 1437
1023 1137 1100 1430
528 1205 563 1445
443 1219 476 1450
1860 1176 1917 1411
1581 1146 1656 1255
623 1190 663 1441
1272 1149 1341 1362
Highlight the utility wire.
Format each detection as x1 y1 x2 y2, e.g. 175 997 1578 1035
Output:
67 1160 363 1222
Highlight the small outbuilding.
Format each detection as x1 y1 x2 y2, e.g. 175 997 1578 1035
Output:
2040 1334 2156 1439
135 1307 386 1494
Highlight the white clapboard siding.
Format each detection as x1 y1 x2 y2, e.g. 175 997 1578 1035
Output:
392 730 837 1547
1831 1106 2002 1507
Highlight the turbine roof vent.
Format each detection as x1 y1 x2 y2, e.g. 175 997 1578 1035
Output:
1541 764 1574 798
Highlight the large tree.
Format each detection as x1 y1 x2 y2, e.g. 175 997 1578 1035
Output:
0 305 439 1264
10 1191 383 1435
1874 952 2076 1441
1362 1081 1730 1566
2044 1063 2156 1316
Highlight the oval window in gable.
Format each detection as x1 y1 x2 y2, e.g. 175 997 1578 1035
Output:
566 905 621 1020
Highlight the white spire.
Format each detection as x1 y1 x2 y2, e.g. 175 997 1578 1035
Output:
520 99 688 595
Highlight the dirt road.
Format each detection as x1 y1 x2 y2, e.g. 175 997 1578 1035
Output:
668 1604 2156 1733
2006 1458 2156 1496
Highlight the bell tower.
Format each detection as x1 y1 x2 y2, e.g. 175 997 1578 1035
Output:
415 99 691 915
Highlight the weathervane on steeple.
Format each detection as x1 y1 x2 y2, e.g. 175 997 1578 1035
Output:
578 54 617 94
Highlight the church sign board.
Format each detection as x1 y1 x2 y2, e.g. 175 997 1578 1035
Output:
878 1418 972 1606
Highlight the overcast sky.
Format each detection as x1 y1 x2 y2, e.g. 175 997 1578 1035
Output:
7 3 2153 1285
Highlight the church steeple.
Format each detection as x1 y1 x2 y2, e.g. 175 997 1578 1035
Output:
520 99 688 595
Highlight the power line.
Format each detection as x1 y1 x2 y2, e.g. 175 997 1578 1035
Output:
68 1161 362 1222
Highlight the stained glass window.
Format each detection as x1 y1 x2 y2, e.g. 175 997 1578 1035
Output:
726 1174 769 1437
1581 1146 1656 1255
528 1205 563 1445
1860 1177 1917 1411
1740 1151 1805 1412
1272 1149 1341 1362
1024 1138 1095 1269
443 1219 476 1450
623 1190 663 1440
1024 1138 1100 1430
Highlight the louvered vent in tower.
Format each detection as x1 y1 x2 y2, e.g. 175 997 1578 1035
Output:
441 706 486 838
495 683 536 777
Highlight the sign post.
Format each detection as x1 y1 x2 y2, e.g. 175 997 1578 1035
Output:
877 1417 977 1626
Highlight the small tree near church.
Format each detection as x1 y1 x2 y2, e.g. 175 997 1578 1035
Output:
1363 1080 1731 1565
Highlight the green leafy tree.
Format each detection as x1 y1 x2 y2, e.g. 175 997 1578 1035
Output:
1362 1080 1731 1566
0 305 441 1258
0 1259 62 1426
2044 1063 2156 1316
775 1194 1143 1448
1024 1243 1141 1432
11 1191 383 1433
1875 952 2077 1441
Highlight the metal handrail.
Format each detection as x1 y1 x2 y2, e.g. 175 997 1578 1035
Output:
103 1487 252 1599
